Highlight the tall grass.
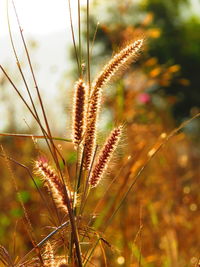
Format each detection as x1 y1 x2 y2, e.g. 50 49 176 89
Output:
0 1 199 266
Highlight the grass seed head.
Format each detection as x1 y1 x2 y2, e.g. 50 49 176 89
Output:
89 125 123 187
83 88 102 170
91 39 144 95
83 39 143 170
72 79 87 146
43 241 55 267
34 158 75 213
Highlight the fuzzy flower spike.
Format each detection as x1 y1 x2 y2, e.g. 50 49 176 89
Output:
72 78 87 145
91 39 144 96
83 39 143 171
89 126 123 187
83 87 101 170
34 157 75 213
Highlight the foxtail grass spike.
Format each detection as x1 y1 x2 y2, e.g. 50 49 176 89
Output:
42 242 68 267
83 39 143 170
43 242 55 267
83 88 101 170
72 79 87 145
91 39 143 95
34 158 74 213
89 126 122 187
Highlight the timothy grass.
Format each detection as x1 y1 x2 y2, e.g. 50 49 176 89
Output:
0 1 200 267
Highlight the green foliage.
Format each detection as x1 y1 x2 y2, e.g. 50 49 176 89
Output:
141 0 200 120
16 190 30 203
10 208 23 218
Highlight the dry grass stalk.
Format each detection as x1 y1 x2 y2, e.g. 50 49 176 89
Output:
0 245 13 266
34 158 74 213
89 125 123 187
72 79 87 145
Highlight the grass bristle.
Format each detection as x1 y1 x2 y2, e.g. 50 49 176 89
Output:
82 39 143 170
91 39 143 95
43 242 55 267
72 79 87 146
89 125 123 187
83 89 102 170
34 158 75 213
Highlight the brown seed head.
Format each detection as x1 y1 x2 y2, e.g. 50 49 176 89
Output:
89 125 123 187
43 242 55 267
72 79 87 145
83 39 143 170
34 158 75 213
91 39 143 95
83 89 102 170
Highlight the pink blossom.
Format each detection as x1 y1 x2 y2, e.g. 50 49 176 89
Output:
137 93 151 104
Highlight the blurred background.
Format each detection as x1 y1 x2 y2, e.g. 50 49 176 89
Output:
0 0 200 266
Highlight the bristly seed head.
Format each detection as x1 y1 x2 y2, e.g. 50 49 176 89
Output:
34 158 75 213
72 79 87 146
83 39 143 170
43 242 55 267
91 39 143 96
42 242 68 267
89 125 123 187
83 89 102 170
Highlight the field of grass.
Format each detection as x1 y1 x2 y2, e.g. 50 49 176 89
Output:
0 1 199 266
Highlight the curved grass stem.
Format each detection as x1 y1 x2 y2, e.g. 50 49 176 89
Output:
0 132 72 142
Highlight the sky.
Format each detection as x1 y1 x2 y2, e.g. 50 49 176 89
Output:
0 0 88 131
0 0 199 37
0 0 87 36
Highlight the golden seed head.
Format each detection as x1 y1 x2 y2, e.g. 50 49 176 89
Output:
83 39 143 170
89 125 123 187
83 89 102 170
34 158 75 213
91 38 143 94
72 78 87 145
43 242 55 267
